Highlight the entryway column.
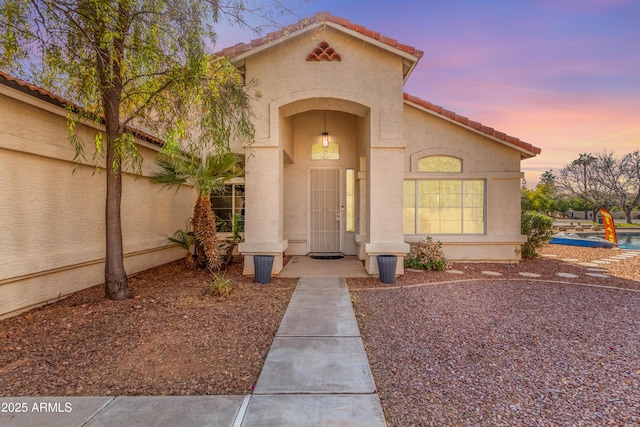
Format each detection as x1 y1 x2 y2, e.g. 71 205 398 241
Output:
239 143 288 275
365 143 410 275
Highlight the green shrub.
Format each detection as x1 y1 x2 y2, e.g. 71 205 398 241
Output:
520 212 554 259
207 274 233 297
404 237 451 271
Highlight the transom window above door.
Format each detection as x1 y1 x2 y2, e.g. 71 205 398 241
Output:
311 141 340 160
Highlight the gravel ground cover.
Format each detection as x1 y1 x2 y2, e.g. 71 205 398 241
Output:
350 245 640 426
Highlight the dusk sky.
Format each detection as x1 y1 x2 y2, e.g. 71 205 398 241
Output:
214 0 640 185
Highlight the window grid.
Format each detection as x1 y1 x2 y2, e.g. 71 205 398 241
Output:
404 179 485 235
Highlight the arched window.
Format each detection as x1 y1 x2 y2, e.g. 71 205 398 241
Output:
417 155 462 172
311 141 340 160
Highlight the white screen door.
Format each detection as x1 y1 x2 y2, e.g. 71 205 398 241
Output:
309 168 341 253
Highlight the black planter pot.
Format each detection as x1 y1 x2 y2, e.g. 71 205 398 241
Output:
377 254 397 284
254 255 274 284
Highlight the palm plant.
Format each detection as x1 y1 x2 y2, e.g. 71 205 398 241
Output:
152 151 243 271
166 226 195 266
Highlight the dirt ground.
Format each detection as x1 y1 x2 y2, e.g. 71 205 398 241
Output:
0 259 297 396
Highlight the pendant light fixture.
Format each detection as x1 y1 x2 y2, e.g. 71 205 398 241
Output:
322 110 329 148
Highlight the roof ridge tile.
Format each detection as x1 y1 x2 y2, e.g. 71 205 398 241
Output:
214 12 423 59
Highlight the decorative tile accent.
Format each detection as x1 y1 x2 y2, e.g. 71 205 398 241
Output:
307 42 342 61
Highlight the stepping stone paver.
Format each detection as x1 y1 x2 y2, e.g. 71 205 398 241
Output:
519 272 541 277
585 273 609 278
481 271 502 276
446 270 465 274
556 272 579 278
578 263 599 267
560 259 579 262
586 268 608 273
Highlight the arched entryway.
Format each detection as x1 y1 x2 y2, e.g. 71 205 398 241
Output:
280 101 368 258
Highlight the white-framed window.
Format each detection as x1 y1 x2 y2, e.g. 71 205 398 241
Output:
403 179 485 235
211 183 245 232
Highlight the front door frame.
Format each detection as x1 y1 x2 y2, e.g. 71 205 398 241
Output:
307 167 343 254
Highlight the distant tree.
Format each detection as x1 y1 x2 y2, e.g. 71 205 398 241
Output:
539 170 557 187
0 0 284 300
558 153 598 219
522 170 566 217
594 151 640 223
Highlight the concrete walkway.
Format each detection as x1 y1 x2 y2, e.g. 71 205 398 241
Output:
278 256 369 278
1 277 386 427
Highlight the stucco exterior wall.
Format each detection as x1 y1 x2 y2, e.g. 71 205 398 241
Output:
0 89 196 319
403 104 526 262
239 25 410 274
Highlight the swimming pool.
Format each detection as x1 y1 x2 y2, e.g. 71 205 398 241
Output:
616 233 640 250
580 232 640 250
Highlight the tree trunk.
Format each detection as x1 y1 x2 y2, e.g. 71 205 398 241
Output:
192 196 221 271
105 158 131 300
102 67 131 300
625 207 632 224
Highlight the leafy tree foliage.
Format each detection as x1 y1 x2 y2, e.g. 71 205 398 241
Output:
520 212 554 259
0 0 271 299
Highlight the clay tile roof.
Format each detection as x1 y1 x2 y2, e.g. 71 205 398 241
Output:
0 70 80 110
403 92 541 157
214 12 424 59
0 70 163 147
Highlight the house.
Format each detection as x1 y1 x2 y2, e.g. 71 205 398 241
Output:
217 13 540 276
0 12 540 318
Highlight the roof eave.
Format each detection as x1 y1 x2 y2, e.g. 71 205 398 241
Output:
219 16 423 81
